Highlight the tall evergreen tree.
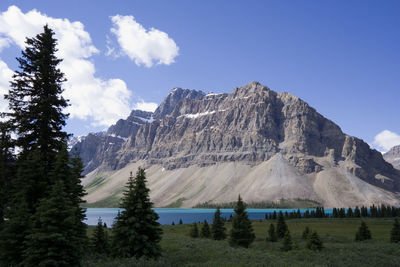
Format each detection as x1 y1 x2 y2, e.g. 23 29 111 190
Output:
229 195 255 248
211 208 226 240
189 223 199 238
306 231 323 251
200 220 211 238
281 230 293 251
355 221 372 241
302 226 311 240
276 211 288 239
22 181 80 266
112 169 162 259
92 217 109 254
390 218 400 243
267 223 277 242
0 122 14 226
0 25 87 265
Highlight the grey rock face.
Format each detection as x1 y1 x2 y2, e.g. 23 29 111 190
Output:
153 87 205 120
71 88 205 175
71 110 153 175
384 145 400 170
112 82 399 193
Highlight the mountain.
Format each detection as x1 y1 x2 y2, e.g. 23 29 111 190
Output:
384 145 400 170
80 82 400 208
70 88 205 174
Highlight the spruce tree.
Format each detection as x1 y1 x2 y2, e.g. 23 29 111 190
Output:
22 181 80 266
390 218 400 243
229 195 255 248
189 223 199 238
302 226 310 240
276 211 288 239
92 217 109 254
0 122 14 226
306 231 323 251
211 208 226 240
112 169 162 259
200 220 211 238
179 219 183 225
267 223 277 242
0 26 87 265
355 221 372 241
281 230 293 251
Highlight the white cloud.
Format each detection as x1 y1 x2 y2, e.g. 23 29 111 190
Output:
0 5 132 126
109 14 179 67
133 101 158 112
0 60 12 112
373 130 400 152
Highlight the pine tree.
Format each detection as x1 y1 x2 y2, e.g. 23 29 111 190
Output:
276 211 288 239
306 231 323 251
179 219 183 225
0 122 14 226
190 223 199 238
0 198 31 265
0 26 87 265
112 169 162 259
92 217 109 254
211 208 226 240
281 230 293 251
302 226 310 240
355 221 372 241
267 223 277 242
390 218 400 243
22 181 80 266
229 195 255 248
200 220 211 238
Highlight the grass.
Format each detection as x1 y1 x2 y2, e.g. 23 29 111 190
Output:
83 218 400 266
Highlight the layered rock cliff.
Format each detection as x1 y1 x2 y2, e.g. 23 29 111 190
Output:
79 82 400 207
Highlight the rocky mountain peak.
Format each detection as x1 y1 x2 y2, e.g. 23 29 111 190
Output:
153 87 205 120
384 145 400 170
232 81 271 97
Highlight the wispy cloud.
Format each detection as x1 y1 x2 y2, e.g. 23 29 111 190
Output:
133 100 158 112
373 130 400 152
0 5 132 126
108 14 179 67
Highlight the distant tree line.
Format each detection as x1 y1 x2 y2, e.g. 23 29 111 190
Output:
193 198 321 209
264 205 400 220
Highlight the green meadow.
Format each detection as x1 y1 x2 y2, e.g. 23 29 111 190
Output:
84 218 400 266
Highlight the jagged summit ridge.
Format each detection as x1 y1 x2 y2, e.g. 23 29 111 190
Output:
78 82 400 208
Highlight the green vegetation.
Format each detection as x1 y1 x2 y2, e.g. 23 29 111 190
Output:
84 218 400 266
355 221 372 241
0 26 86 266
200 220 211 238
391 218 400 243
112 168 162 259
306 231 323 251
281 230 293 251
193 198 321 209
211 208 227 240
189 223 199 238
267 223 277 242
84 175 107 191
164 198 186 208
229 195 255 248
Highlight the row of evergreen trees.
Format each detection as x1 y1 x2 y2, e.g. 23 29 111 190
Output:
0 26 87 265
264 205 400 220
189 196 255 248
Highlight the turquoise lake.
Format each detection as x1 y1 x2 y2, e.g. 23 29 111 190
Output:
84 208 332 226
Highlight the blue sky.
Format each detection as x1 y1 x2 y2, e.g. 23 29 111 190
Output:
0 0 399 152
